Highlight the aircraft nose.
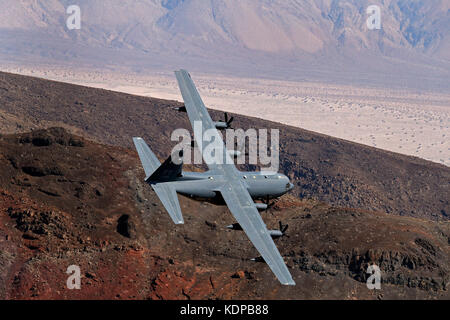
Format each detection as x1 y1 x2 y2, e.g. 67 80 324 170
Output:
286 182 294 191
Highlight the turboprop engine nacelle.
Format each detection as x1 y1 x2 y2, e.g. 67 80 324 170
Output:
255 203 268 211
173 106 186 112
268 230 283 238
214 121 229 129
214 112 234 129
227 222 285 238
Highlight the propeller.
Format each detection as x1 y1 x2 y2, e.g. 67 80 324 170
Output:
262 195 276 215
266 221 289 239
224 112 234 128
278 221 289 234
217 112 234 129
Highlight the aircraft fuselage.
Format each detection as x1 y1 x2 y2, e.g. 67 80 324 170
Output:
152 171 294 205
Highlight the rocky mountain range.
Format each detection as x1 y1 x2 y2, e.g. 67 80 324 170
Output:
0 0 448 89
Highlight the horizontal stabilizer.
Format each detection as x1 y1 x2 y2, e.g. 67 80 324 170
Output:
152 183 184 224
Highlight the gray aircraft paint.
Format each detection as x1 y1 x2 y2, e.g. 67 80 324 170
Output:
133 70 295 285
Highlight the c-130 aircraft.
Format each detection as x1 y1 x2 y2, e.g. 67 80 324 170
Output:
133 70 295 285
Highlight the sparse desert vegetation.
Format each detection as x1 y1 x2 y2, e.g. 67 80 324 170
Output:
3 65 448 166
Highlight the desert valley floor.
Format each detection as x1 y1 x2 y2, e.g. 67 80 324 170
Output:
3 65 449 167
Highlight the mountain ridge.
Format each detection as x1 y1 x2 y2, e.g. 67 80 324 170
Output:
0 0 448 89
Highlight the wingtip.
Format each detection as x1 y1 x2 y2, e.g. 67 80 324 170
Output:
175 69 190 77
281 276 296 285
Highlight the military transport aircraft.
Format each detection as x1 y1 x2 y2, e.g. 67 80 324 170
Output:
133 70 295 285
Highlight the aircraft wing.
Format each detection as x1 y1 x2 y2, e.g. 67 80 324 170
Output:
175 69 294 285
174 69 237 174
219 181 295 285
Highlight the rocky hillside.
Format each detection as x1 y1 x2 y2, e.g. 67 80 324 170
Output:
0 71 448 221
0 128 448 299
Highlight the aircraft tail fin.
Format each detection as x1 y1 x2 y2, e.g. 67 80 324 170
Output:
147 151 183 182
133 137 184 224
151 183 184 224
133 137 161 179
